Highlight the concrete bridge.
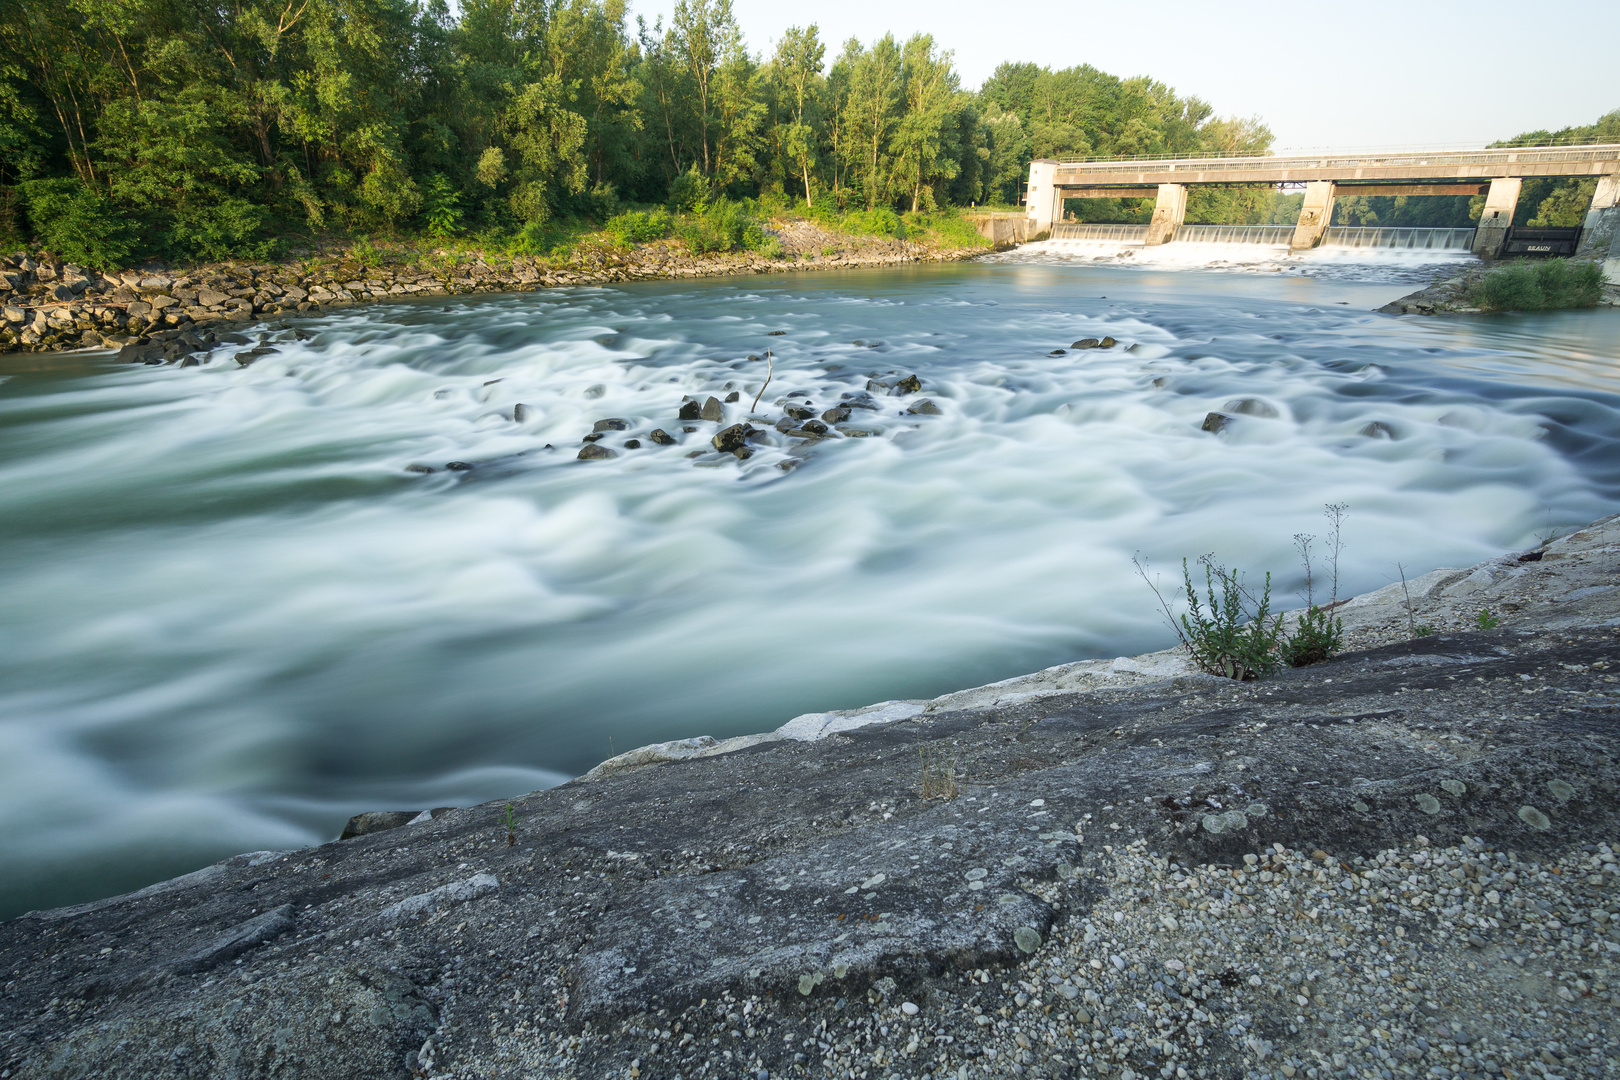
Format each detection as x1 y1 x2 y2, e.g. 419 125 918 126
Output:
1025 144 1620 261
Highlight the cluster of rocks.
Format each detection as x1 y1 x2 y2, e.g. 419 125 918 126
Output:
482 368 942 474
0 232 976 355
1200 397 1397 440
1 517 1615 1080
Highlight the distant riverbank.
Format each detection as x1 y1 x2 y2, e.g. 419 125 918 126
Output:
0 221 983 355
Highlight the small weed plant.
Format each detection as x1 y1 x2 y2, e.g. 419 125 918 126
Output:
919 745 962 800
1475 609 1500 630
1136 503 1352 681
501 802 518 846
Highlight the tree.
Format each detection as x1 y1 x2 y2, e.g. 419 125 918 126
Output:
668 0 739 180
771 24 822 205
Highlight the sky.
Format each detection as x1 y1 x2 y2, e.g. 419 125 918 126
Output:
628 0 1620 151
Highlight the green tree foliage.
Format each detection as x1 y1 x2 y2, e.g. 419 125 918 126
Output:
28 0 1602 260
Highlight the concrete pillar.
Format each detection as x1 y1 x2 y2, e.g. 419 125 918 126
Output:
1289 181 1336 250
1575 175 1620 277
1145 183 1188 246
1471 177 1522 259
1025 161 1060 235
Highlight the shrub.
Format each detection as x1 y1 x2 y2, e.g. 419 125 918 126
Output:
20 178 137 270
422 173 465 239
605 208 672 244
165 198 280 262
667 168 706 213
676 197 767 254
842 206 905 239
1472 258 1603 311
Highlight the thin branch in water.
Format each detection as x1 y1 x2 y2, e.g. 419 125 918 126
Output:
750 349 774 413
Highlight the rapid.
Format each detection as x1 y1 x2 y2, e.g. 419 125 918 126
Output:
3 246 1619 917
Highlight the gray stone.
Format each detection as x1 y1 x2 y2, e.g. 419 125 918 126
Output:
1201 412 1232 434
1071 338 1100 349
340 811 419 839
578 444 617 460
1360 421 1397 439
1517 805 1551 830
593 418 630 432
1223 398 1279 418
712 424 754 453
648 429 676 445
700 396 725 422
906 399 942 415
1014 926 1042 954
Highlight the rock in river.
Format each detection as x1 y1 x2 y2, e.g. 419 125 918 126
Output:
712 423 755 453
1201 412 1232 434
593 418 630 432
578 444 616 460
648 429 676 445
906 399 942 415
700 396 725 422
678 398 703 421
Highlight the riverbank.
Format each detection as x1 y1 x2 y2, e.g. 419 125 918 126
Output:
0 222 982 355
2 515 1616 1080
1379 259 1620 316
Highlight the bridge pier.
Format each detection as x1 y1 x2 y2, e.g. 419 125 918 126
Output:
1576 175 1620 279
1471 178 1522 258
1145 184 1187 246
1025 160 1060 235
1290 182 1336 250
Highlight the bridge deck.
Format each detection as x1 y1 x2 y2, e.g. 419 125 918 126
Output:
1046 145 1620 188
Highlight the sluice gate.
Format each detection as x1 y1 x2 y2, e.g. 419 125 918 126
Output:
1321 227 1476 250
1048 223 1150 242
1171 225 1296 245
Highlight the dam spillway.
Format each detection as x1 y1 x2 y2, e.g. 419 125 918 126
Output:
1045 223 1478 251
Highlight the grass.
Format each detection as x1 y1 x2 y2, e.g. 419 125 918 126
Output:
1471 258 1604 312
919 745 963 800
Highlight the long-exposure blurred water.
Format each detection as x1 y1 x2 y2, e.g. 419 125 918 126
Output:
4 248 1619 917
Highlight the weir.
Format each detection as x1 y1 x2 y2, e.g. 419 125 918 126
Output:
1322 227 1476 250
1025 144 1620 268
1048 223 1150 241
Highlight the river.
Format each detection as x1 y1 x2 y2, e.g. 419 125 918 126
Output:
3 244 1619 917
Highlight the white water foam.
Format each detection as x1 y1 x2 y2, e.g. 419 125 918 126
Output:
990 238 1478 284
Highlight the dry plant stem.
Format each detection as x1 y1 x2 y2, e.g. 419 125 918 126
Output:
1398 562 1417 637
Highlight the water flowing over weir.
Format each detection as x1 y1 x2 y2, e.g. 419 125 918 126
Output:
2 260 1619 917
1048 223 1476 250
1323 227 1476 250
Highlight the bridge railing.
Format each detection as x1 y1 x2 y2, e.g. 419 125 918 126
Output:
1046 140 1620 167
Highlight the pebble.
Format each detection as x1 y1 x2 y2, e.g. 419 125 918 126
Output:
434 835 1620 1080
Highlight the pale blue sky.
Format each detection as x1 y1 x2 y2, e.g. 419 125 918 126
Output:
629 0 1620 150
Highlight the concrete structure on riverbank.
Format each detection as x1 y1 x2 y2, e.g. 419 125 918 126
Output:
1026 144 1620 260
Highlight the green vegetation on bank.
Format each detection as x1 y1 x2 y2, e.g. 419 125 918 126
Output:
0 0 1264 269
1471 259 1605 312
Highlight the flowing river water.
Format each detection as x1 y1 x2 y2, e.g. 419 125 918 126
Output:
3 241 1620 917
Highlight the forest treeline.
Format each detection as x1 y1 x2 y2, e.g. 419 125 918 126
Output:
0 0 1273 266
